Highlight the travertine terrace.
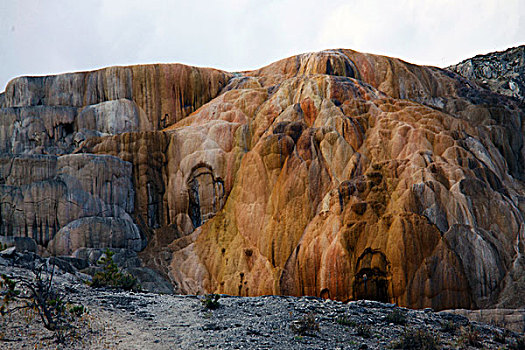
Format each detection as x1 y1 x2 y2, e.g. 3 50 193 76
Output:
1 47 524 311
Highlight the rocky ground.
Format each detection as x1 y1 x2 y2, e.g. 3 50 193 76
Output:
1 250 524 349
447 45 525 101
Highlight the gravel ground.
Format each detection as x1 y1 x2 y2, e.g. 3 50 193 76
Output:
1 257 524 349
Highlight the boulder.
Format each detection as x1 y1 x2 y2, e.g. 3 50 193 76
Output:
0 106 78 155
14 237 37 253
48 217 143 256
55 256 89 270
124 267 175 294
48 256 78 274
0 246 16 258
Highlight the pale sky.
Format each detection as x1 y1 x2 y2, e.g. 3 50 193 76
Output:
1 0 524 91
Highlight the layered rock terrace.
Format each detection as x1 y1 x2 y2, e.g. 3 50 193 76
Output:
1 48 524 311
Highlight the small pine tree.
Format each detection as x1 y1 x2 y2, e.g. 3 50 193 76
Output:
89 249 139 291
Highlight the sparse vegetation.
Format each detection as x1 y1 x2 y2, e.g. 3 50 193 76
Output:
290 312 319 336
356 324 372 338
89 249 139 291
509 336 525 350
201 293 221 310
336 315 357 327
335 315 371 338
391 328 439 349
493 329 508 344
69 304 87 318
385 308 408 325
459 325 482 348
441 320 457 334
0 264 87 343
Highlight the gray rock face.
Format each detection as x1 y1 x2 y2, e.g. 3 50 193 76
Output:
0 153 138 248
0 154 58 185
57 154 135 214
0 106 78 155
0 100 152 156
448 45 525 101
0 63 230 270
2 70 133 108
77 99 152 135
2 64 230 127
48 217 142 255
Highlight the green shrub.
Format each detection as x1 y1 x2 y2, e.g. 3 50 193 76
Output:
336 315 357 327
440 320 457 334
89 249 139 291
290 313 319 336
391 328 439 350
459 325 482 348
201 293 220 310
356 324 372 338
69 304 87 318
386 308 408 325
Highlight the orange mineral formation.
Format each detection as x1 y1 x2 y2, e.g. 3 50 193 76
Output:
1 48 524 310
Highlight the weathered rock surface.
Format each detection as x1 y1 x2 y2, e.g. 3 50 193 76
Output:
48 216 142 256
164 49 525 311
448 45 525 101
0 236 37 253
443 308 525 333
0 65 231 127
0 64 230 155
0 153 138 250
1 48 525 312
76 99 152 135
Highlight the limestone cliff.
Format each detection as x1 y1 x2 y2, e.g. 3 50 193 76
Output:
1 48 524 311
0 64 231 258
